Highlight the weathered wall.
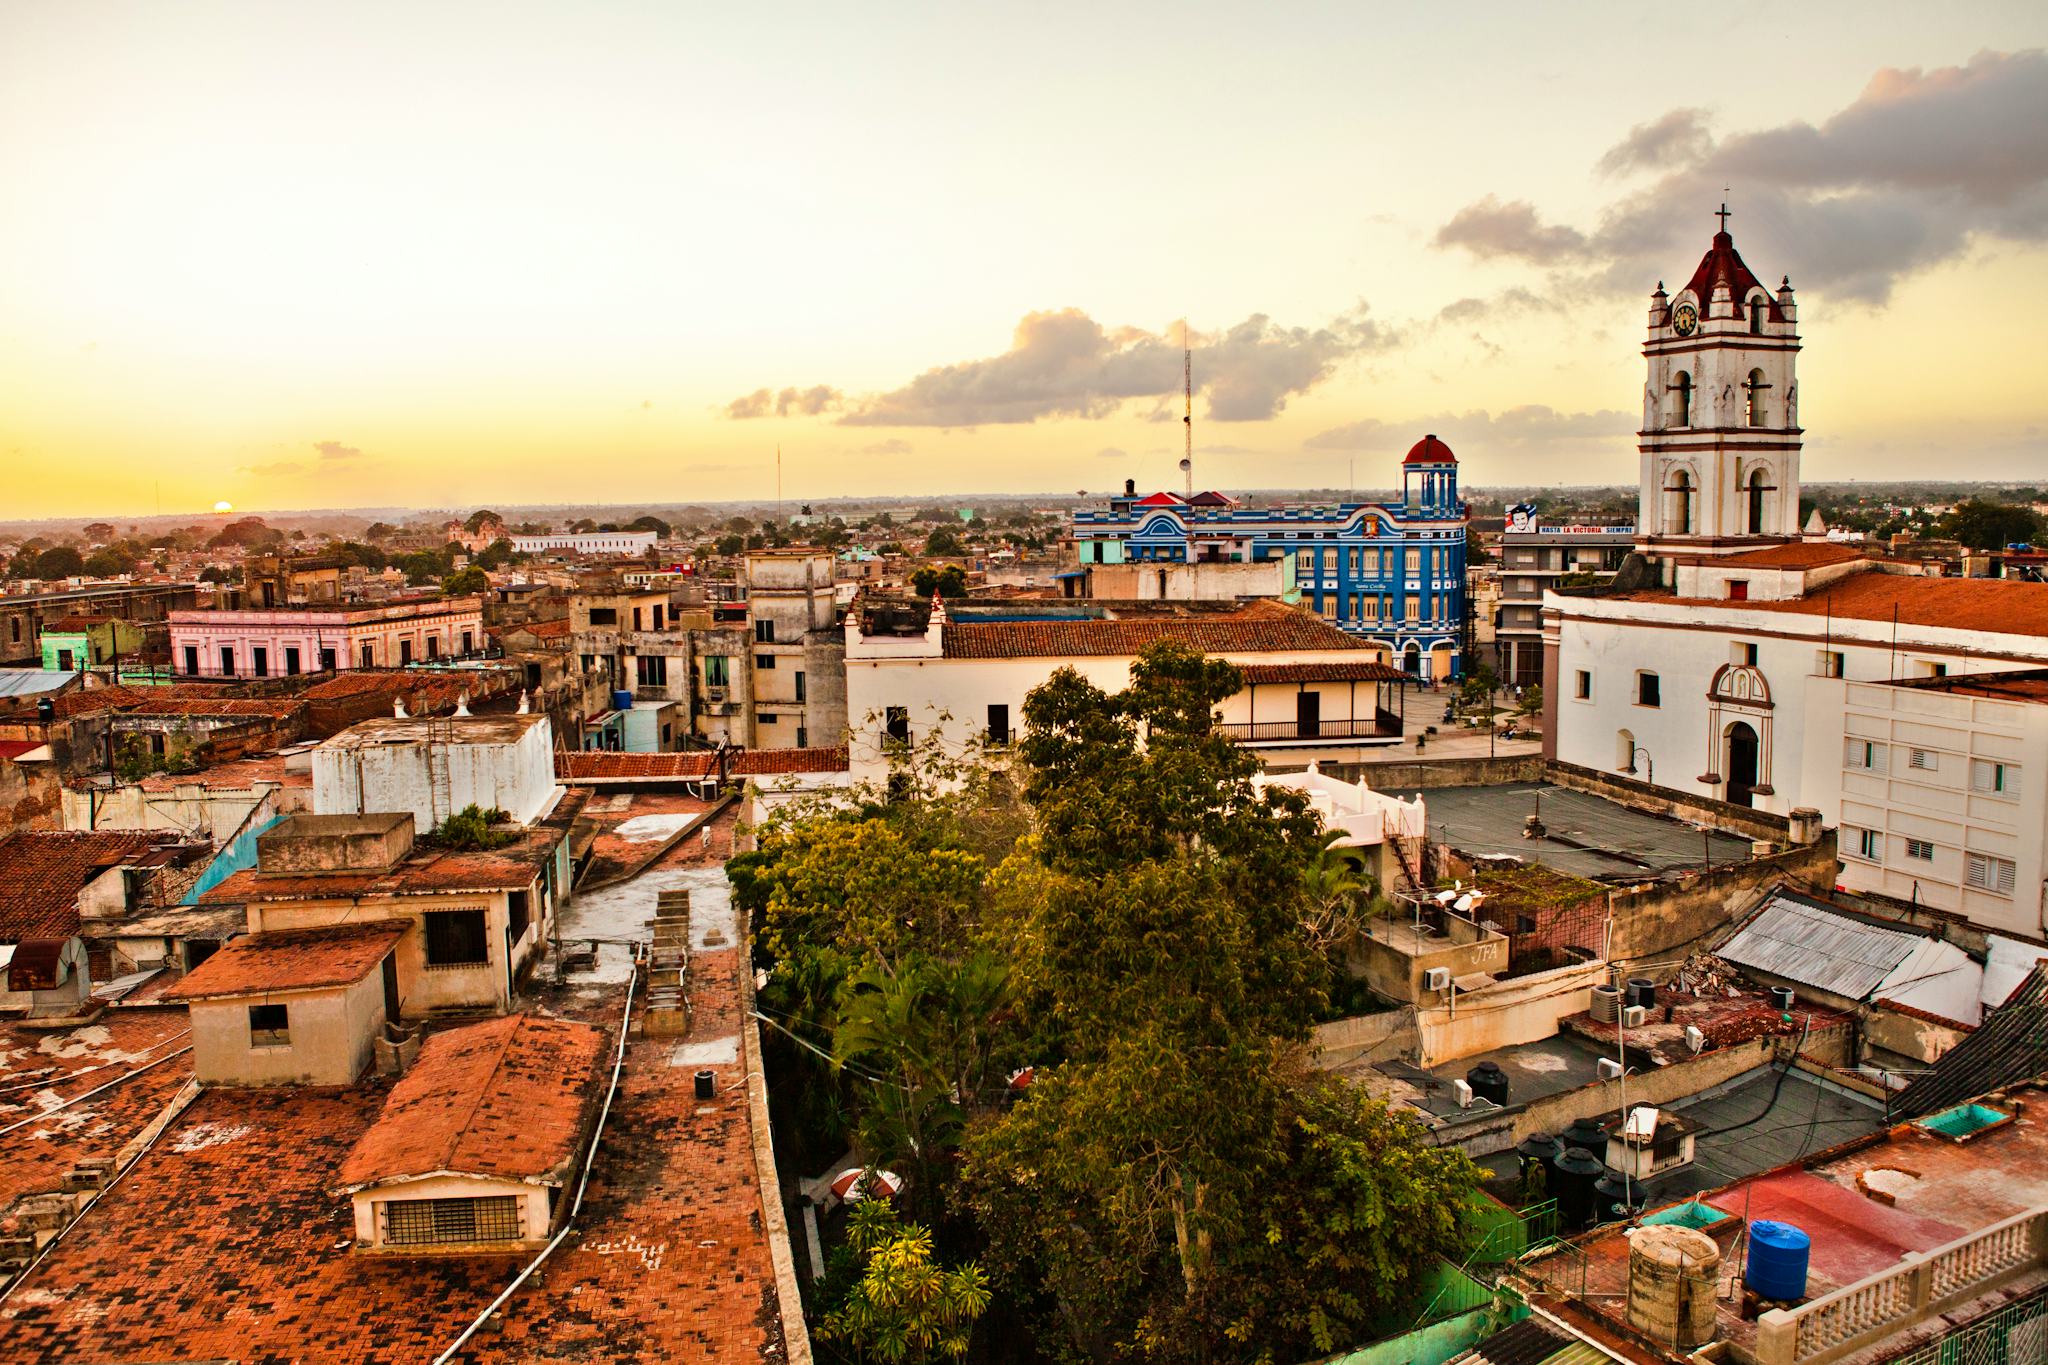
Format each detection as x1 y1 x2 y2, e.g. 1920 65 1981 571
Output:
1546 759 1794 842
1864 1006 1970 1067
1415 960 1609 1067
1324 754 1543 790
1311 1007 1419 1070
1351 924 1510 1007
189 973 385 1086
1607 841 1839 968
0 753 62 834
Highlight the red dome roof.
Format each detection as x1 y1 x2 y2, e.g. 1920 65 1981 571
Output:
1404 434 1456 465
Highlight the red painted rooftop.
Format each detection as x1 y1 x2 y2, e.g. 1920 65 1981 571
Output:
1404 433 1457 465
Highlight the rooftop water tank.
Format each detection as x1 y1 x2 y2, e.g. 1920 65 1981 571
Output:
1746 1220 1811 1302
1594 1170 1648 1221
1627 977 1657 1010
1554 1146 1605 1229
1466 1062 1510 1107
612 688 634 713
1627 1224 1721 1350
1561 1116 1609 1155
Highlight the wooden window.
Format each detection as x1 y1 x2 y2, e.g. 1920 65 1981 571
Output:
1965 853 2017 896
384 1196 520 1246
424 910 489 967
1636 673 1660 707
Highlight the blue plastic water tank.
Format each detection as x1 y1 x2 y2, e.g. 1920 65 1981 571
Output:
612 688 634 713
1746 1220 1811 1301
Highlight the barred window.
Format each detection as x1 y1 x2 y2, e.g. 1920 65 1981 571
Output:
383 1196 520 1245
424 910 489 967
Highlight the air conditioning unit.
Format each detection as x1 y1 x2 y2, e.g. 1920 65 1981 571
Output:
1684 1025 1707 1055
1597 1057 1625 1081
1424 967 1453 992
1622 1005 1649 1028
1452 1078 1474 1109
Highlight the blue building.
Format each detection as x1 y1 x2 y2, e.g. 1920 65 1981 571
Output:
1071 436 1469 678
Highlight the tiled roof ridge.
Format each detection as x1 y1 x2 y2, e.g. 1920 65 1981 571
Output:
443 1012 531 1178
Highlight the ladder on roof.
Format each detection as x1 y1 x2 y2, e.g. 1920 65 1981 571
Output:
426 717 453 828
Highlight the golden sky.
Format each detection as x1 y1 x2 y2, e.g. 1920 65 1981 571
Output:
3 2 2045 518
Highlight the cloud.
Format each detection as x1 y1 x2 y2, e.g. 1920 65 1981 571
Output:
1432 197 1588 264
858 438 914 456
1435 287 1545 325
1094 446 1128 460
726 385 847 419
313 440 364 461
1434 50 2048 303
811 304 1392 428
1307 406 1631 454
1597 108 1714 177
240 461 306 476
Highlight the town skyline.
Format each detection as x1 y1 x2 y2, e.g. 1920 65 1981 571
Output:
4 3 2047 519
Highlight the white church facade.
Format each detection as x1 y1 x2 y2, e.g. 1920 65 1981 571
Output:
1543 214 2048 933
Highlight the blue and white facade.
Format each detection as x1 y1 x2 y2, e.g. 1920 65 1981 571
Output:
1072 438 1470 678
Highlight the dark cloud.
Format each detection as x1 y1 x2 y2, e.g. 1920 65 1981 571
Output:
1307 406 1630 454
1597 108 1713 177
726 385 847 419
1435 50 2048 304
1432 197 1588 264
821 304 1391 428
313 440 364 461
241 461 306 476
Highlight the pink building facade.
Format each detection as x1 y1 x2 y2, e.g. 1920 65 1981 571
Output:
168 598 487 678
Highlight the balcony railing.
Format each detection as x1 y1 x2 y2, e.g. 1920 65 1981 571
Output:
1213 713 1402 744
1755 1205 2048 1365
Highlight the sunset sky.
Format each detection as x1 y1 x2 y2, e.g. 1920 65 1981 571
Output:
3 2 2045 518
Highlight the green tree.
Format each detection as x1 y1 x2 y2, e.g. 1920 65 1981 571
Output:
197 564 237 584
909 564 967 598
626 514 672 537
817 1200 991 1364
923 527 965 556
476 537 517 569
1518 684 1542 718
442 564 490 595
463 508 502 534
33 546 85 578
1940 498 2043 550
82 547 137 577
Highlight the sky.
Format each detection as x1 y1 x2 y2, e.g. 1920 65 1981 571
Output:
2 2 2046 519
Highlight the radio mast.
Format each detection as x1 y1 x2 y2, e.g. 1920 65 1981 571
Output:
1180 321 1193 499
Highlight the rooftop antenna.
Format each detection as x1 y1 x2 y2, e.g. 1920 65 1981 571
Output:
1180 320 1193 500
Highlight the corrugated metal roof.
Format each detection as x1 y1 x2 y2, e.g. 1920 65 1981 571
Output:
0 670 76 698
1718 891 1924 1000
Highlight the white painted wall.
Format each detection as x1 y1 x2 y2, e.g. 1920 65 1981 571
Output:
314 717 559 827
1801 677 2047 938
351 1174 554 1250
188 971 386 1086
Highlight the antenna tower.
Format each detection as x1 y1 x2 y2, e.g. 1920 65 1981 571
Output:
1181 321 1193 499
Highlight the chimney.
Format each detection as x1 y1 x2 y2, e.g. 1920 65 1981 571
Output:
1124 478 1136 497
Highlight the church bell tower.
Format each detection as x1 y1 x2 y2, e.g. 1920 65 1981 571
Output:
1636 206 1802 571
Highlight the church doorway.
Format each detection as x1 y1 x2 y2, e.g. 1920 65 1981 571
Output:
1725 722 1760 808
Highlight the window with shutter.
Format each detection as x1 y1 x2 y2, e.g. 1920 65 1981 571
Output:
1965 853 2016 896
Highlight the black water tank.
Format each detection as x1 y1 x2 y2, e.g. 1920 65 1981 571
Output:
1561 1116 1610 1157
1466 1061 1510 1106
1593 1170 1647 1222
1627 977 1657 1010
1554 1146 1605 1229
1516 1131 1562 1168
1770 985 1795 1012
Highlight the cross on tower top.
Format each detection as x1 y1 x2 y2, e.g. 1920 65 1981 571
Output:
1716 199 1732 233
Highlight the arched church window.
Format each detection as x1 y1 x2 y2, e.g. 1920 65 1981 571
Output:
1747 468 1770 535
1745 369 1768 427
1670 371 1692 428
1667 470 1695 534
1750 297 1767 334
1617 728 1636 772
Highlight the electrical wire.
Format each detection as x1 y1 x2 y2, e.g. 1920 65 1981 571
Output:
432 941 641 1365
1698 1013 1812 1138
0 1045 193 1138
0 1029 191 1098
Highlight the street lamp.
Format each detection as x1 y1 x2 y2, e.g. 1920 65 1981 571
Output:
1626 744 1653 786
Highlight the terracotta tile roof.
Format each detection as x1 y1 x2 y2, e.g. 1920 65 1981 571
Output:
136 751 310 792
200 842 549 903
0 830 188 941
1238 660 1410 684
1622 572 2048 639
555 746 850 781
940 599 1372 660
1716 541 1868 569
165 921 408 1001
337 1013 605 1190
119 695 306 719
43 614 117 630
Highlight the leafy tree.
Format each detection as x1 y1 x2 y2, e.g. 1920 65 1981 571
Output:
714 533 746 556
570 517 599 533
81 521 116 542
1517 684 1542 718
33 546 85 578
424 805 513 850
363 521 395 542
756 818 985 968
909 564 967 599
198 564 237 584
817 1200 991 1364
476 537 517 569
83 547 137 577
1940 498 2043 551
463 508 502 534
626 514 671 536
442 564 490 595
923 527 965 557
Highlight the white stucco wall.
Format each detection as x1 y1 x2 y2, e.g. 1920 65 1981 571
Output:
1549 593 2048 815
351 1174 555 1250
314 717 559 827
245 893 539 1013
1801 677 2047 938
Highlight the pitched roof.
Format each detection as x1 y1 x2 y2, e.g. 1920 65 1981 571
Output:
337 1013 606 1190
1679 229 1785 322
165 921 408 1001
940 599 1372 660
1895 965 2048 1121
1626 571 2048 639
1238 660 1410 685
1717 890 1980 1020
0 830 188 942
1716 541 1867 569
555 747 850 781
200 842 549 903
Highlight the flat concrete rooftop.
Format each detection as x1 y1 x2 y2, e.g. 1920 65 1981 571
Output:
1389 782 1754 880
